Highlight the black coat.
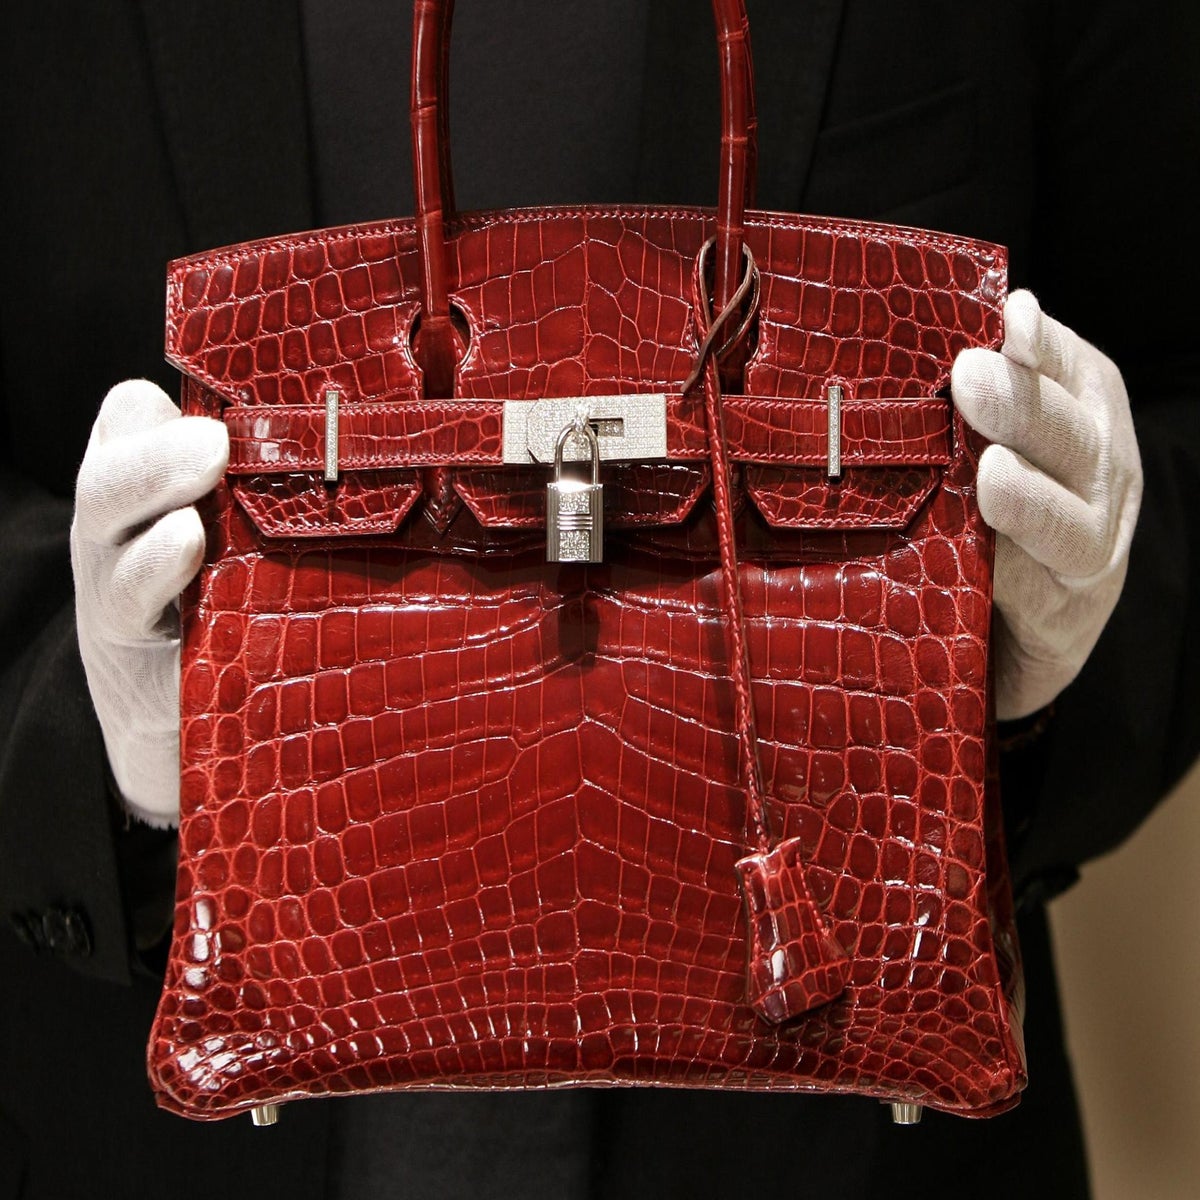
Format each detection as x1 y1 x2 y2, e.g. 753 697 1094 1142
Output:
1 2 1197 1197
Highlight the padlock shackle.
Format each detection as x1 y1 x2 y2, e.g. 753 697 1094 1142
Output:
553 422 602 485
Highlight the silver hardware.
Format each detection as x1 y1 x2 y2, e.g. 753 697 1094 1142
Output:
546 419 604 563
890 1102 923 1126
250 1104 281 1127
323 388 341 483
503 393 667 464
826 382 843 480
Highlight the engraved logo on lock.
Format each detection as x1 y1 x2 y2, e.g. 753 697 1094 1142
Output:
546 421 604 563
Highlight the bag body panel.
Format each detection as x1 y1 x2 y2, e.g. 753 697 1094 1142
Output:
149 207 1024 1120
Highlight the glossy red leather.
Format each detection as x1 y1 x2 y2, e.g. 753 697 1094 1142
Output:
148 200 1026 1120
148 0 1024 1125
221 396 952 475
411 0 755 389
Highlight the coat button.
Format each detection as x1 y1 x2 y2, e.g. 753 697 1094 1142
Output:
40 907 70 952
62 908 93 957
40 906 92 957
9 911 40 950
7 906 92 957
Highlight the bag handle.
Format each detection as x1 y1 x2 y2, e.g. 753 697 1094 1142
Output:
410 0 758 395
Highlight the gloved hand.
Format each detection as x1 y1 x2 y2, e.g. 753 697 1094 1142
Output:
952 290 1142 720
71 380 228 827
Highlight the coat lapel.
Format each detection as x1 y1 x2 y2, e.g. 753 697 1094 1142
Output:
636 0 845 212
749 0 845 209
136 0 315 251
136 0 844 242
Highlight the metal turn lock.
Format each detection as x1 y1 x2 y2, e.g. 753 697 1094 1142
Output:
546 420 604 563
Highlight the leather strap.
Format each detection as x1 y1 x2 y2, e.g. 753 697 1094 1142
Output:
410 0 756 393
690 258 852 1023
224 396 951 474
691 261 770 850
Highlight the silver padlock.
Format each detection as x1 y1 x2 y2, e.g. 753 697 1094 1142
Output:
546 420 604 563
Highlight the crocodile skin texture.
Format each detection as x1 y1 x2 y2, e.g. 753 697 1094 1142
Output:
149 205 1026 1121
736 837 858 1024
411 0 755 388
223 395 952 474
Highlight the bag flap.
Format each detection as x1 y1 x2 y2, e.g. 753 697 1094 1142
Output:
168 207 1005 539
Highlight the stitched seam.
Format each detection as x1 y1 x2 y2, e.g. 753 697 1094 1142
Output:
748 490 932 528
225 397 951 468
167 204 1002 265
166 209 1004 355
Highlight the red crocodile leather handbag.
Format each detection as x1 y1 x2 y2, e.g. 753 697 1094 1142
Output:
148 0 1027 1126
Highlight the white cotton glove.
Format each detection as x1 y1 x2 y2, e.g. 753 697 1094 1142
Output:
951 290 1142 721
71 380 228 827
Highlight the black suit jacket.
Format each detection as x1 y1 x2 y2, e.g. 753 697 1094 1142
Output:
1 2 1196 1197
